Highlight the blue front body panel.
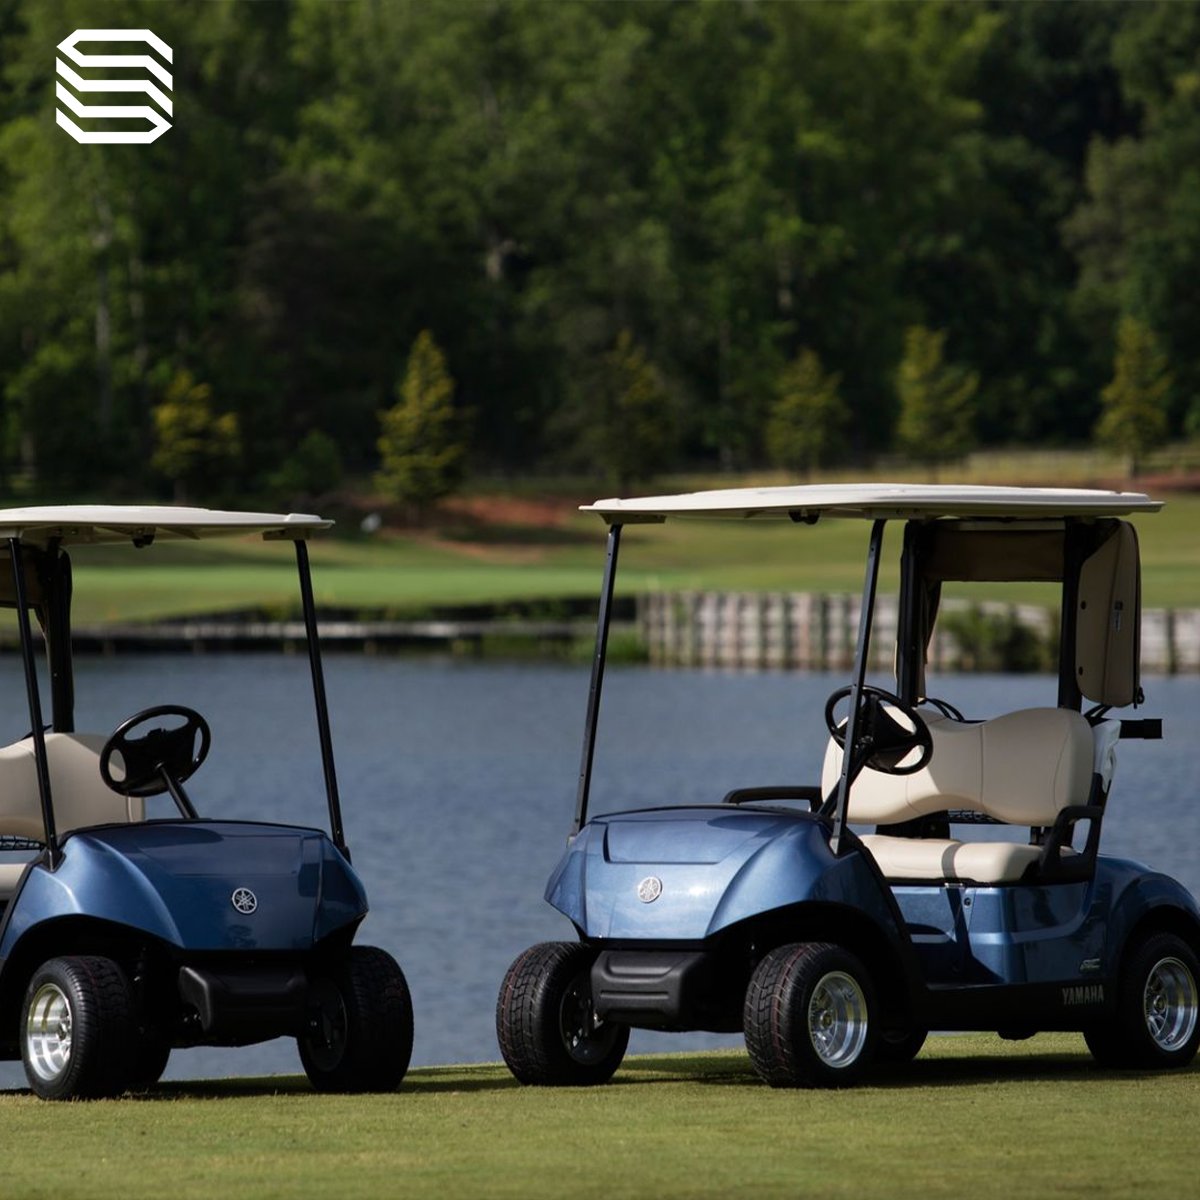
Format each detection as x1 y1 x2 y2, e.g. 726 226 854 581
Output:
0 821 368 959
547 807 899 942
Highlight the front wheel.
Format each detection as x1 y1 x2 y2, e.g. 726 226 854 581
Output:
299 946 413 1093
22 956 135 1100
744 942 877 1088
1085 932 1200 1070
496 942 629 1086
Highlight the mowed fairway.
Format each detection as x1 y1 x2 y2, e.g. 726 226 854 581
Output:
1 1037 1196 1199
56 491 1200 624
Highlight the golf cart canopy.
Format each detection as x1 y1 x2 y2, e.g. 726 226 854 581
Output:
0 505 330 547
582 483 1161 524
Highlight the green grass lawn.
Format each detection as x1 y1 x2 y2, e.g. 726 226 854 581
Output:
53 490 1200 626
0 1038 1195 1198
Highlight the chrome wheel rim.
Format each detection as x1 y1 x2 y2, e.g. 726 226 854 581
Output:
559 970 619 1065
26 982 73 1083
1144 956 1198 1052
808 970 868 1068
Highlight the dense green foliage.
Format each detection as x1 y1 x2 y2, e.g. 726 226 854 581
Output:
2 1 1200 499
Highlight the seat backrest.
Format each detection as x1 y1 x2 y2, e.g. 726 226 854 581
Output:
821 707 1095 827
0 733 144 841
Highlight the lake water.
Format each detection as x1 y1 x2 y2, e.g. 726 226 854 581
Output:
2 654 1198 1088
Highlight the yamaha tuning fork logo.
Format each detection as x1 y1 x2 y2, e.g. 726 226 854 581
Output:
55 29 173 145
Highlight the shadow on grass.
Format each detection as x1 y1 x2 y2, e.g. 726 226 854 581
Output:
1 1050 1178 1102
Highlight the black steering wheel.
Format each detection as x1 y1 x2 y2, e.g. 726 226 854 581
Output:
824 685 933 776
99 705 211 798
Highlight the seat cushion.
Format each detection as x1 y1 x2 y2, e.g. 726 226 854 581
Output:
0 860 30 901
860 834 1060 884
824 706 1095 827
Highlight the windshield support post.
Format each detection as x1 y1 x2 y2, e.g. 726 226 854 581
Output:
9 537 59 868
294 539 348 859
830 519 886 856
572 523 622 836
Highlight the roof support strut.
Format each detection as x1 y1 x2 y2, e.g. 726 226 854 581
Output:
9 537 59 867
294 539 348 858
830 519 886 855
573 523 622 836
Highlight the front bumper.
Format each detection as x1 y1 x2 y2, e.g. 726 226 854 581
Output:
590 949 743 1032
177 964 309 1046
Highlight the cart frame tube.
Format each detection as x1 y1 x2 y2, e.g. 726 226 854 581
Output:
294 539 348 857
9 537 59 867
830 519 886 855
572 523 623 836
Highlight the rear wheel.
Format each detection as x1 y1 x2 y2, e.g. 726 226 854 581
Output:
299 946 413 1092
744 942 877 1088
1085 933 1200 1070
496 942 629 1086
22 956 135 1100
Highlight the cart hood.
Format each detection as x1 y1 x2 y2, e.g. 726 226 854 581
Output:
546 807 890 941
1 821 367 953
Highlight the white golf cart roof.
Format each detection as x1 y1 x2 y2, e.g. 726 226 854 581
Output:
582 483 1161 523
0 505 331 547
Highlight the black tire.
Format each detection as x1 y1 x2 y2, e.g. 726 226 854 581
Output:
496 942 629 1086
128 1037 171 1090
1085 932 1200 1070
875 1026 927 1065
299 945 413 1093
21 956 136 1100
744 942 877 1088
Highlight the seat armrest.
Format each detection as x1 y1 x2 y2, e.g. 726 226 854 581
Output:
1037 802 1105 879
722 786 822 810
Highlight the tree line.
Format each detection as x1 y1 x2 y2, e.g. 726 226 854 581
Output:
0 0 1196 506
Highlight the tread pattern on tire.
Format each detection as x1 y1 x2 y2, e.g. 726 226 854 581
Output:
23 955 136 1101
744 941 875 1089
496 941 628 1086
1086 931 1200 1071
300 945 413 1093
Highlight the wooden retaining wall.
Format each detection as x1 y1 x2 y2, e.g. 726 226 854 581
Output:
638 592 1200 674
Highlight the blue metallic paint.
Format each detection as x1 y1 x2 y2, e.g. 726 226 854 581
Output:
547 807 901 943
892 856 1200 991
547 807 1200 1024
0 821 367 962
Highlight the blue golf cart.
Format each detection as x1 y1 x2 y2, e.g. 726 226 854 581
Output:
496 484 1200 1087
0 506 412 1099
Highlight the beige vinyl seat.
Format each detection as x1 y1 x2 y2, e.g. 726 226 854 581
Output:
821 707 1097 884
0 733 144 901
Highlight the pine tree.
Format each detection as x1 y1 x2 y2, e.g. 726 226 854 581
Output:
895 326 978 474
591 331 677 491
1095 316 1172 478
765 349 847 476
151 371 241 502
376 331 465 519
